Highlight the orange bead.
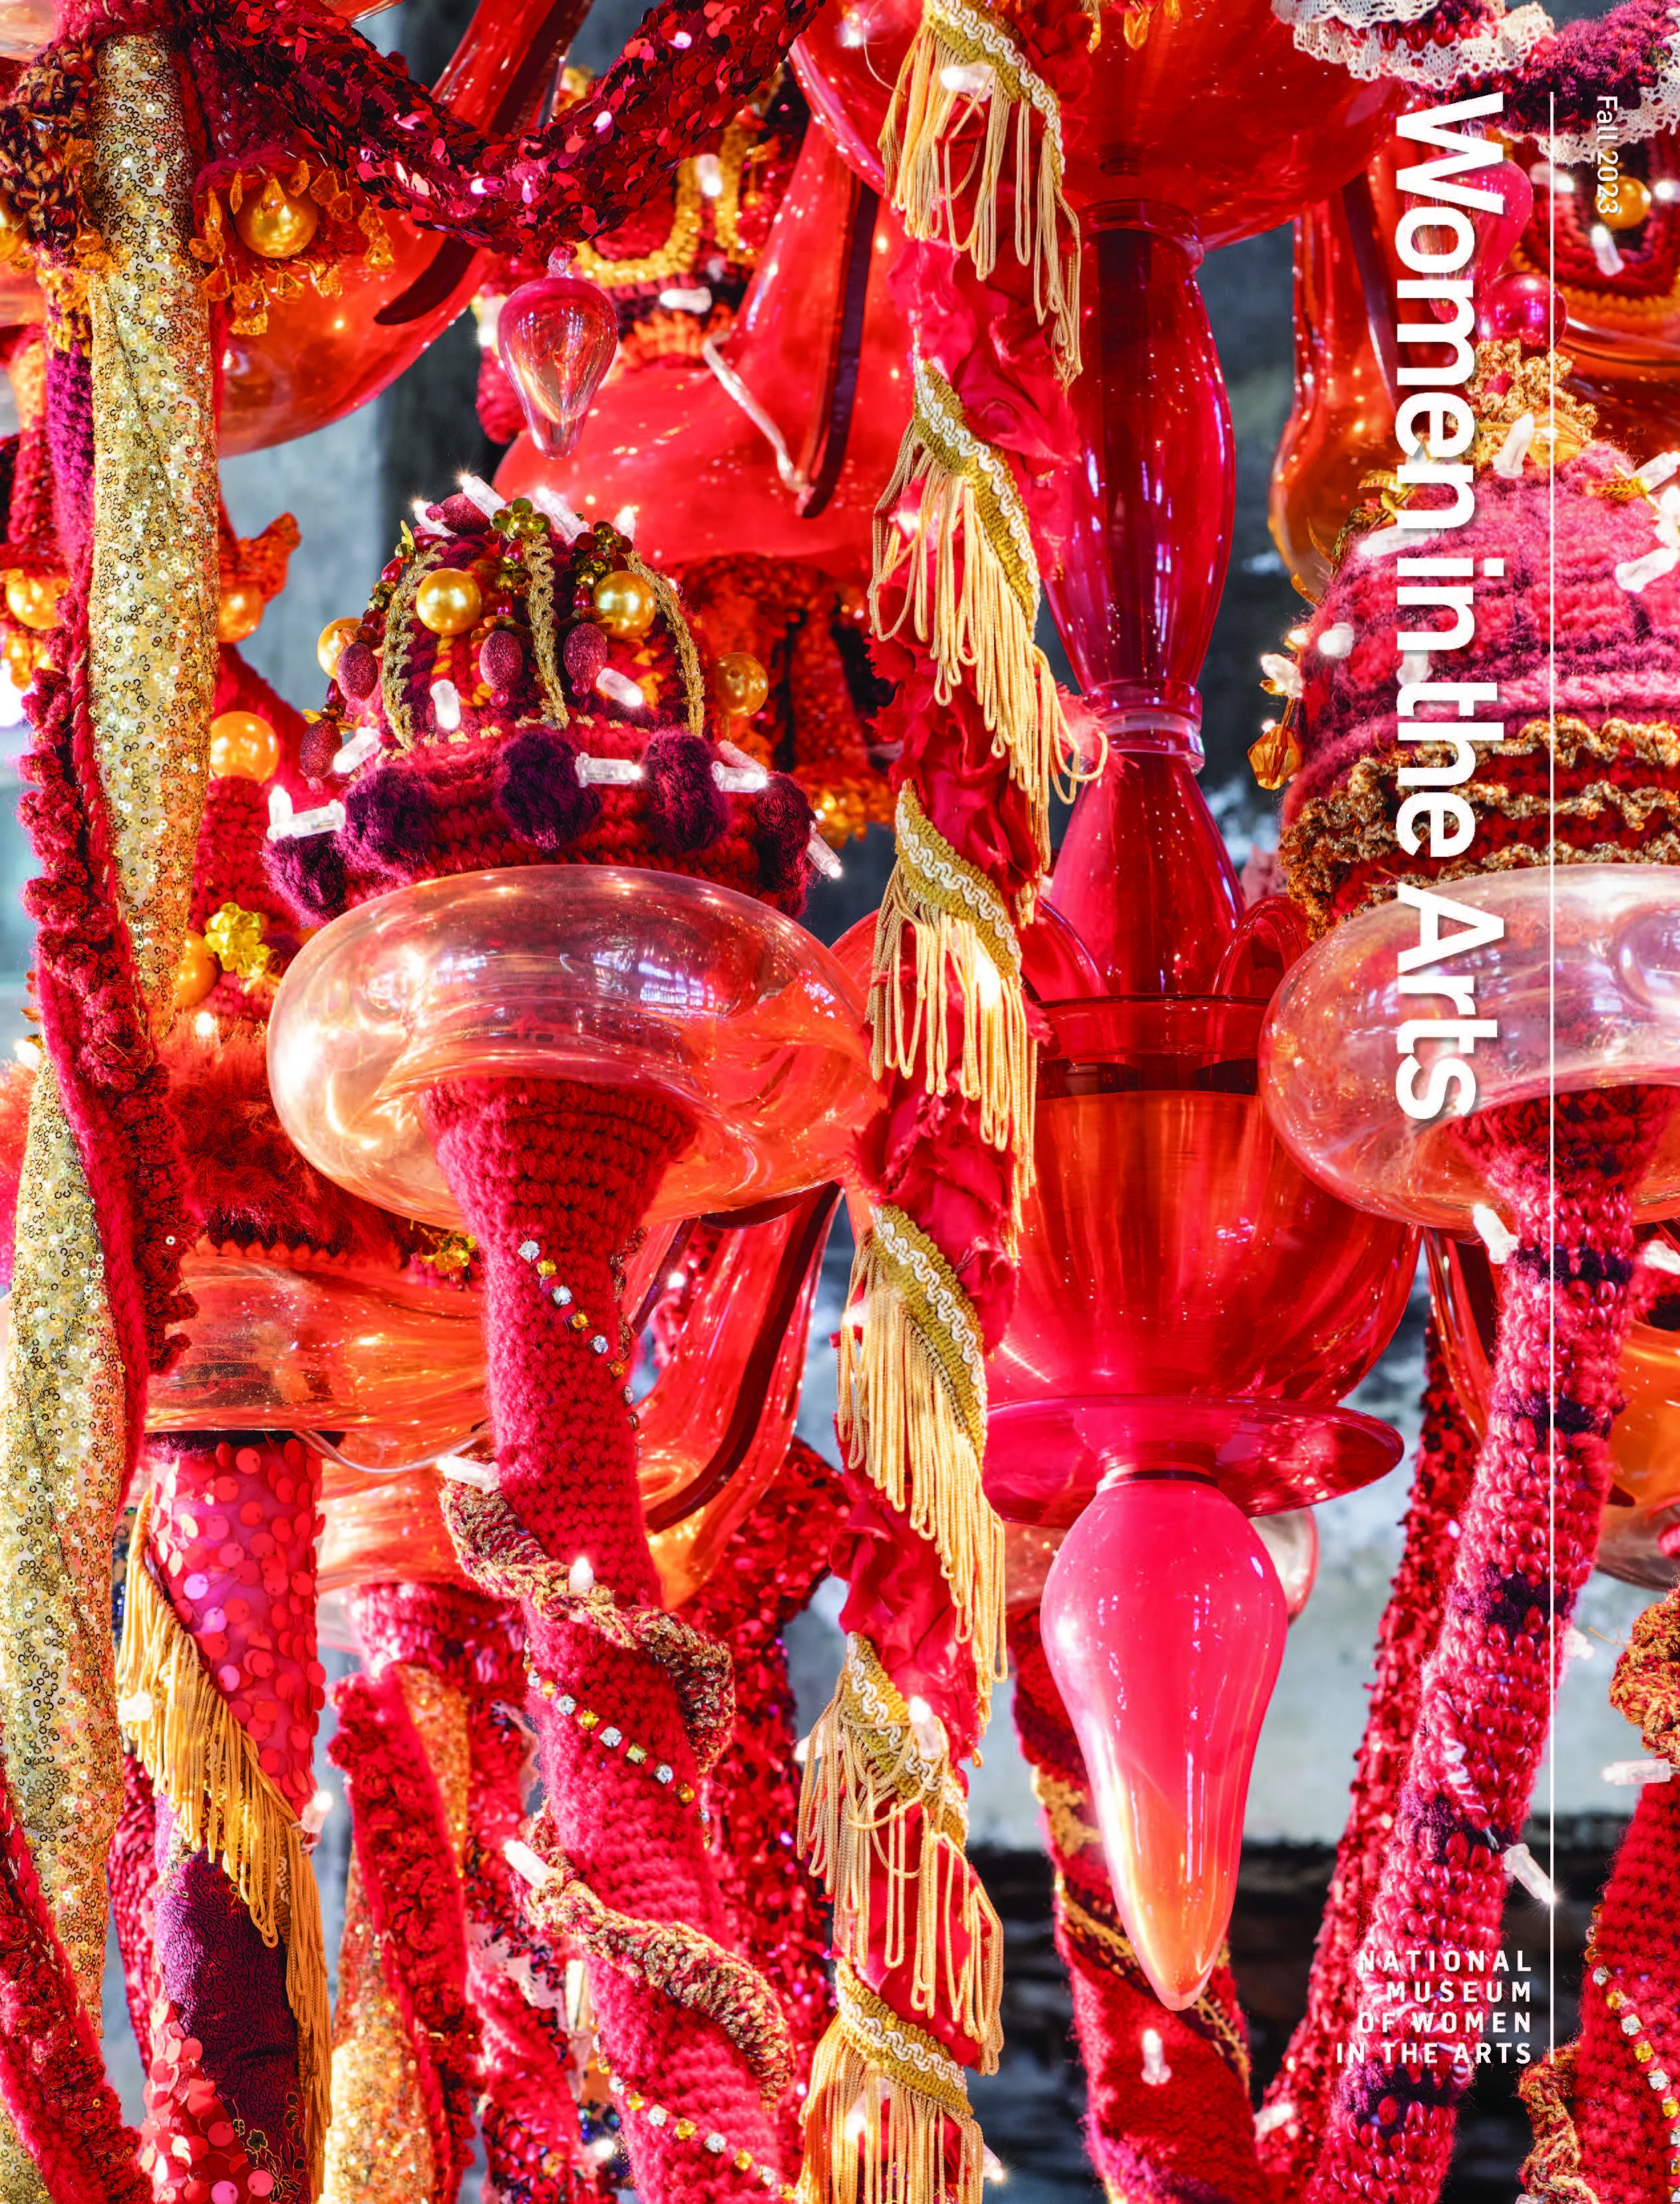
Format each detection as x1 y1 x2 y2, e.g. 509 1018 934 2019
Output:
208 709 279 782
715 651 769 717
415 569 484 637
174 932 218 1010
233 176 321 261
1597 173 1653 232
5 571 62 632
317 617 360 677
592 568 657 639
218 581 265 644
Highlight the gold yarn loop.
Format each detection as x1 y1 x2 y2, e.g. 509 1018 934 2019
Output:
798 1959 987 2204
1518 2046 1601 2204
798 1637 1003 2056
837 1208 1005 1695
117 1493 331 2197
880 0 1080 379
872 787 1036 1185
871 359 1073 864
381 536 451 754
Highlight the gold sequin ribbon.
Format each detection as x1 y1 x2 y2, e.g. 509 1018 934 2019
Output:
0 37 216 2195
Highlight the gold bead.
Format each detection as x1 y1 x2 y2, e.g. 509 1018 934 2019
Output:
734 2153 753 2173
675 2120 696 2141
536 1259 556 1278
317 616 361 676
626 1745 647 1765
1609 1990 1625 2010
4 571 63 633
233 174 321 261
1597 174 1653 232
174 932 218 1011
714 650 769 718
677 1784 695 1805
1663 2098 1679 2120
592 568 657 640
415 568 484 637
218 581 266 645
628 2094 645 2112
1637 2042 1656 2063
208 709 280 782
578 1710 599 1730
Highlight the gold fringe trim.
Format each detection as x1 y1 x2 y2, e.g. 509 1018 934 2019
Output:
798 1637 1003 2059
118 1495 331 2197
871 788 1035 1183
799 1961 985 2204
880 0 1079 379
872 358 1071 866
838 1209 1005 1694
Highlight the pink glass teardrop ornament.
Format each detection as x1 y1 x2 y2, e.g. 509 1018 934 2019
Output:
1041 1474 1287 2010
496 249 619 460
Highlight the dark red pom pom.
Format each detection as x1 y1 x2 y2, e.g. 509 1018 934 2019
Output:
645 730 726 854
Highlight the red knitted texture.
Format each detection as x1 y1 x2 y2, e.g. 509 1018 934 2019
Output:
1574 1780 1680 2203
1306 1088 1675 2204
1010 1609 1267 2204
330 1664 480 2201
0 1763 148 2204
426 1074 782 2201
680 1434 852 2155
1260 1328 1480 2197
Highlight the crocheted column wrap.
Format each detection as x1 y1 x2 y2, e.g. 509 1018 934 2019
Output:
327 1648 478 2204
428 1074 787 2203
681 1436 854 2161
1306 1088 1674 2204
341 1579 595 2204
1259 1329 1479 2196
1010 1609 1267 2204
1519 1580 1680 2204
118 1436 329 2203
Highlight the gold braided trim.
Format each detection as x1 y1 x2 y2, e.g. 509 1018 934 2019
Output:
118 1494 330 2197
442 1480 734 1771
872 357 1070 866
381 536 451 754
574 120 764 290
1029 1765 1099 1857
629 548 706 735
524 526 570 729
523 1811 792 2099
872 788 1035 1180
798 1637 1003 2060
1281 713 1680 931
838 1209 1005 1692
798 1961 985 2204
1519 2046 1600 2204
1056 1880 1250 2090
881 0 1079 379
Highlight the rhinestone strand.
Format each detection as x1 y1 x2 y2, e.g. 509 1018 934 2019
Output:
516 1237 630 1379
524 1658 707 1822
605 2068 797 2199
1587 1905 1680 2197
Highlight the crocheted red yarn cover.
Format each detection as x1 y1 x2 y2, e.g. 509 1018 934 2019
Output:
426 1074 782 2201
1574 1779 1680 2203
1306 1089 1674 2204
1260 1329 1480 2198
1010 1608 1267 2204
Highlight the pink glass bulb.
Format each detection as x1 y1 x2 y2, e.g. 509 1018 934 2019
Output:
496 249 619 460
1041 1473 1287 2010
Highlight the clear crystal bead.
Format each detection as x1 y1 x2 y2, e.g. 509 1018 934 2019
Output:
518 1239 539 1261
655 1762 674 1784
705 2133 727 2154
601 1727 622 1748
558 1694 577 1715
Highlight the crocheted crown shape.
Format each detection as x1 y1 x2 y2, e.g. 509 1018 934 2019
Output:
1278 343 1680 931
267 484 819 925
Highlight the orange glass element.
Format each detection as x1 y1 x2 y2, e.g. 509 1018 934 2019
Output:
789 0 922 192
985 996 1412 1527
495 126 913 576
1430 1231 1680 1590
218 0 582 453
267 865 872 1232
1042 1471 1287 2010
1270 193 1392 599
1260 864 1680 1233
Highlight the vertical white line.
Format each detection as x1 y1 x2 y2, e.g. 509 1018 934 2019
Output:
1547 87 1558 2062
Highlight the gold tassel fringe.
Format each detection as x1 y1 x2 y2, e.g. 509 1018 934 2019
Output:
881 0 1079 380
838 1211 1005 1695
872 359 1071 867
118 1495 331 2197
798 1637 1003 2058
798 1961 987 2204
871 788 1035 1187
